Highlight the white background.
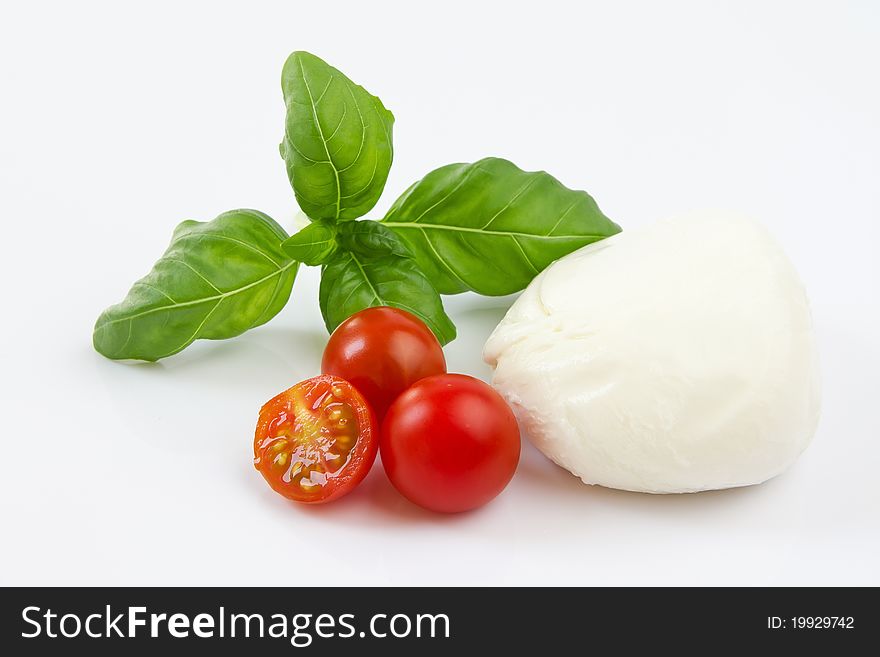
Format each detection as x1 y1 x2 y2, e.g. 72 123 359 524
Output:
1 1 878 586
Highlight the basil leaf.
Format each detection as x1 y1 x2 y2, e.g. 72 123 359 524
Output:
319 224 456 345
337 219 410 258
93 210 298 362
281 51 394 222
381 157 621 295
282 221 338 265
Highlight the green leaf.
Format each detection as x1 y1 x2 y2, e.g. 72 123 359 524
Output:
381 157 622 296
281 51 394 222
336 218 410 258
319 223 456 345
93 210 298 362
282 221 338 265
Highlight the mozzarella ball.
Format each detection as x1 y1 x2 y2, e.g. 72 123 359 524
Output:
483 213 820 493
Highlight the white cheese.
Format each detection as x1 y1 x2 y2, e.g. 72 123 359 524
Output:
483 212 821 493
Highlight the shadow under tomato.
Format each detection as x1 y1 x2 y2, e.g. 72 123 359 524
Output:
280 459 486 527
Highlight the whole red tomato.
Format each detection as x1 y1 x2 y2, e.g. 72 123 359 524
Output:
253 375 377 504
380 374 520 513
322 306 446 419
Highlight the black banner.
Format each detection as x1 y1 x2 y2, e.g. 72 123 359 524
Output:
0 587 875 653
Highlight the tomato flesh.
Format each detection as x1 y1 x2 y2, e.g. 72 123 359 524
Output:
254 375 377 504
322 306 446 419
380 374 521 513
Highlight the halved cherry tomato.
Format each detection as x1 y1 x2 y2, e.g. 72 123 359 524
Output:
322 306 446 419
253 375 377 504
380 374 521 513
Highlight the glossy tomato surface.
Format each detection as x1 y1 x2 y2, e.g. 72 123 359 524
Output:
380 374 520 513
254 375 377 504
322 306 446 419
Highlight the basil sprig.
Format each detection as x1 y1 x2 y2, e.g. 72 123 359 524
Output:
94 51 620 361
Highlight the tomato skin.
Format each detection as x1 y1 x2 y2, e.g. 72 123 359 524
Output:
254 375 378 504
321 306 446 419
380 374 520 513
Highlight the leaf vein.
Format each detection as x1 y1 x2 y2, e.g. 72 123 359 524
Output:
414 226 471 290
398 162 487 225
545 197 583 236
94 261 296 328
337 79 367 174
132 281 177 304
314 74 334 106
154 298 224 360
340 154 379 199
325 103 348 142
298 57 341 219
348 252 383 305
480 176 539 230
511 236 539 275
383 222 605 241
171 233 282 268
161 257 222 293
285 138 326 165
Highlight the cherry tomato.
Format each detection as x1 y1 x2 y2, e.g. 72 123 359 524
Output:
380 374 520 513
253 375 377 504
322 306 446 419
